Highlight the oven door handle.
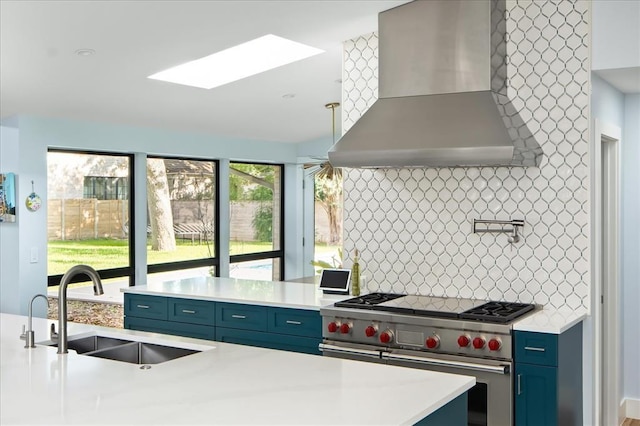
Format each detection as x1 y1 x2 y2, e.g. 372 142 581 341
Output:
382 352 510 375
318 343 382 359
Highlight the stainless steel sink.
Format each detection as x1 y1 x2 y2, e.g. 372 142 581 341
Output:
47 335 134 354
42 334 201 364
86 341 200 364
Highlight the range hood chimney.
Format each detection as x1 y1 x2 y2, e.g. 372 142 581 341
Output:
328 0 543 168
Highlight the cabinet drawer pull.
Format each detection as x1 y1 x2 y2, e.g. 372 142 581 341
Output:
524 346 546 352
286 320 302 325
517 374 522 395
137 305 150 309
231 314 247 319
182 310 196 314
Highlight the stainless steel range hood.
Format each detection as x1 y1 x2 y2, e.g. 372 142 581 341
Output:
328 0 543 168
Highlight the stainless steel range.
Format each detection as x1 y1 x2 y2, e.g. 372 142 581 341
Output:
319 293 536 426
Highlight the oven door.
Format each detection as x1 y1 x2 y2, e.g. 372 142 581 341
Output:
384 348 512 426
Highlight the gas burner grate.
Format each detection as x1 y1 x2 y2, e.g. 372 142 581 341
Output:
459 301 535 323
334 293 405 309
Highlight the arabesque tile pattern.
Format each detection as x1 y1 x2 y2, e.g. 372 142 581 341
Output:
341 1 590 310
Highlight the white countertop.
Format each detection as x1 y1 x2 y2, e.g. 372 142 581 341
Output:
124 278 589 334
513 306 588 334
122 277 345 310
0 313 474 425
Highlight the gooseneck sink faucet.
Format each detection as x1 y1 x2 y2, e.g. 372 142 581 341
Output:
58 265 104 354
21 294 50 348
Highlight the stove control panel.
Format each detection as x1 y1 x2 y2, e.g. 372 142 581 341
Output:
321 315 513 359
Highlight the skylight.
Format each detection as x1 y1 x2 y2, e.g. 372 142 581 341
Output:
148 34 324 89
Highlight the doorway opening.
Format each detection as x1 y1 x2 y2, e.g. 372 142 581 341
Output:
593 120 622 426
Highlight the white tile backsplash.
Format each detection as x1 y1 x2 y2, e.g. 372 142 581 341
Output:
341 1 590 310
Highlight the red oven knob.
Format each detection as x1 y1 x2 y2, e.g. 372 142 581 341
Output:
426 336 440 349
340 323 351 334
458 335 471 348
327 322 339 333
365 325 377 337
488 338 502 351
380 330 393 344
472 337 486 349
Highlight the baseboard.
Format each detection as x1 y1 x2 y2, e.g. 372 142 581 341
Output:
623 398 640 420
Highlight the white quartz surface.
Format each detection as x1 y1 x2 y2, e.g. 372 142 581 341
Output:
0 314 474 425
122 277 345 310
513 306 588 334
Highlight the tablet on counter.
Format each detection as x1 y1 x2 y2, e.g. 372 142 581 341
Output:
319 268 351 295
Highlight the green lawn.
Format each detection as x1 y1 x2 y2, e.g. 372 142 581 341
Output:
48 239 342 276
47 239 275 275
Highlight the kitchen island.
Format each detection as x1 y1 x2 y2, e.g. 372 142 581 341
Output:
0 313 474 425
121 276 343 309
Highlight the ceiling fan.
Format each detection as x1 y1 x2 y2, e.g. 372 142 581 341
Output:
304 102 342 180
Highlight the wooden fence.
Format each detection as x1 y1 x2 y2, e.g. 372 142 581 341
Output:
48 199 128 240
48 199 337 242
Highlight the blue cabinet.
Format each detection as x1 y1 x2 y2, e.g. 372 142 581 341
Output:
124 294 322 355
125 316 216 340
216 302 268 331
515 363 557 426
514 323 582 426
124 294 215 340
124 294 168 321
217 305 322 354
168 298 215 326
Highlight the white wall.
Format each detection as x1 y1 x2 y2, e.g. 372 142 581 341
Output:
0 115 306 317
592 74 626 125
592 0 640 70
590 74 640 404
0 125 21 314
622 93 640 402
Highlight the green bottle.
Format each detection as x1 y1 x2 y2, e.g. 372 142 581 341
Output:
351 249 360 296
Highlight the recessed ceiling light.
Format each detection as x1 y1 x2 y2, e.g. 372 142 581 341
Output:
148 34 324 89
75 48 95 56
282 93 296 99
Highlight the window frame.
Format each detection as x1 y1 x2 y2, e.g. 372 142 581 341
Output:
145 155 221 278
228 161 285 280
47 149 136 287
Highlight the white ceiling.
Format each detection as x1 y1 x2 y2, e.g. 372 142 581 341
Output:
594 67 640 94
0 1 409 144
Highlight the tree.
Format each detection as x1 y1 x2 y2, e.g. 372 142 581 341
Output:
314 163 342 245
147 158 176 251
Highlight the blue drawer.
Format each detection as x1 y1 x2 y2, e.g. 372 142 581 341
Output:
125 316 215 340
124 294 168 321
216 303 267 331
267 308 321 338
514 331 558 367
168 298 215 326
216 327 321 355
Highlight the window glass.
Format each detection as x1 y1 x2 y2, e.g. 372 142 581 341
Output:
147 266 214 285
229 163 282 255
229 258 281 281
146 158 216 266
313 164 343 274
47 151 131 277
